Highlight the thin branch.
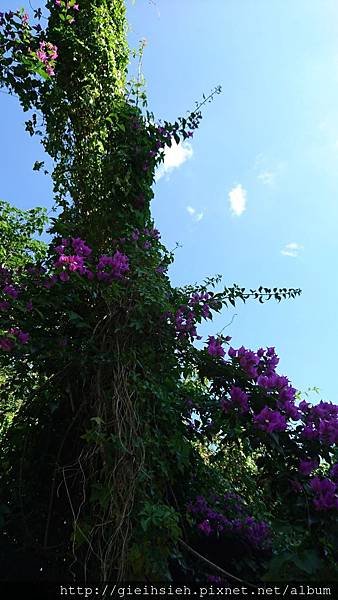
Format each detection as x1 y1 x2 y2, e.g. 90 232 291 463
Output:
219 313 237 334
179 538 258 589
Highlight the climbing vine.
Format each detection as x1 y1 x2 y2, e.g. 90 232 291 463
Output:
0 0 336 585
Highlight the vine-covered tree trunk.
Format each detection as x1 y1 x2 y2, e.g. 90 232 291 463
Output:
1 0 182 581
1 0 335 586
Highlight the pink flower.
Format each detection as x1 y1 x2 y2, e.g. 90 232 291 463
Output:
36 50 47 62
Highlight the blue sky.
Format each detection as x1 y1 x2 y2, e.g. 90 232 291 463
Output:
1 0 338 402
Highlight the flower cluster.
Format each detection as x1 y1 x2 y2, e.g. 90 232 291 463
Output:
0 236 132 354
230 345 282 379
53 237 130 284
253 406 287 433
221 386 249 414
207 336 225 358
173 305 201 341
54 237 93 282
310 477 338 511
300 401 338 446
299 458 319 476
187 494 271 550
0 3 79 88
224 345 303 433
35 40 58 76
127 226 160 249
0 268 21 309
199 341 337 520
229 345 260 378
96 251 129 282
3 283 20 300
169 292 217 342
0 327 29 352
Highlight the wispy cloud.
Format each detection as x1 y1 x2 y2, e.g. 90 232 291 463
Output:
257 170 276 186
186 205 204 222
155 140 193 182
254 154 285 186
228 184 247 216
281 242 303 257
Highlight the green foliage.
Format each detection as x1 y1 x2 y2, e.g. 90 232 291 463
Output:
0 200 48 268
1 0 335 586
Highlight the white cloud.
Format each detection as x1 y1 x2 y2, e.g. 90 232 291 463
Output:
155 140 193 181
257 170 275 186
228 184 247 216
186 205 204 222
281 242 303 257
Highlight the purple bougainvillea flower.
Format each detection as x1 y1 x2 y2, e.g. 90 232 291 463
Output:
312 401 338 420
201 304 211 319
71 237 92 256
330 464 338 482
237 346 259 379
301 423 319 440
299 459 319 476
44 275 58 289
3 284 20 299
318 419 338 445
310 477 338 511
253 406 287 433
97 250 129 282
0 337 14 352
279 385 297 404
59 271 70 282
17 331 29 344
278 399 300 421
229 386 249 413
198 520 212 536
6 328 29 346
207 336 225 358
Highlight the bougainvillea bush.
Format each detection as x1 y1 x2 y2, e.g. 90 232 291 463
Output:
0 0 337 584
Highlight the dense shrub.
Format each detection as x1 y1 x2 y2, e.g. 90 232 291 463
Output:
0 1 336 583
